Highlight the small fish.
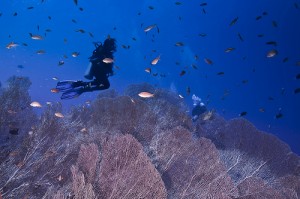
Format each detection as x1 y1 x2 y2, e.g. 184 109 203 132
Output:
13 12 17 16
138 92 154 98
114 65 120 70
198 33 207 37
268 96 274 101
71 19 77 23
55 112 64 118
45 29 52 32
79 7 83 11
257 34 264 37
192 64 198 69
239 111 247 116
296 74 300 79
50 88 59 93
272 21 278 27
295 3 299 9
145 68 151 73
48 16 52 20
179 70 186 76
230 17 239 26
52 77 59 81
80 128 87 133
148 6 154 10
202 8 206 14
71 52 79 57
256 16 262 20
22 43 28 46
259 108 265 113
266 41 277 46
282 57 288 63
186 86 190 95
225 47 235 53
151 55 160 65
29 33 43 40
204 58 213 65
75 29 85 33
102 58 114 63
27 6 34 9
275 113 283 119
132 37 137 41
88 32 94 38
36 50 46 54
217 72 224 75
238 33 244 41
179 94 184 99
46 102 52 105
7 110 17 114
175 2 182 5
6 42 18 49
17 65 24 69
242 80 248 84
73 0 78 6
30 101 42 107
144 24 157 32
57 175 63 181
175 42 184 46
262 11 268 15
266 49 278 58
203 111 213 120
200 2 207 6
58 60 64 66
294 88 300 94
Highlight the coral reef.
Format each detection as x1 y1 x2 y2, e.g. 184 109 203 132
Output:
0 77 299 199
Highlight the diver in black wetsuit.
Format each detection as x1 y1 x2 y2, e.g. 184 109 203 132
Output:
56 36 116 100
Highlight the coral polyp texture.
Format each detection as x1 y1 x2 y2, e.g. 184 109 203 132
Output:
0 77 299 199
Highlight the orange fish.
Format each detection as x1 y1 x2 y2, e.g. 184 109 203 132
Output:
6 42 18 49
50 88 59 93
138 92 154 98
204 58 213 65
102 58 114 63
151 55 160 65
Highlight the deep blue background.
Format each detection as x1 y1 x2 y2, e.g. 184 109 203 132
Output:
1 0 299 153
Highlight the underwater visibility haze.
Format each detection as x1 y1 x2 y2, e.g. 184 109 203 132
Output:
0 0 300 198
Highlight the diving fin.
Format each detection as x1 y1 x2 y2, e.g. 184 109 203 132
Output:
56 80 84 92
60 87 84 100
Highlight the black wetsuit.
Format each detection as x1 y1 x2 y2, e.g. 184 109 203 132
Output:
81 37 116 92
56 37 116 99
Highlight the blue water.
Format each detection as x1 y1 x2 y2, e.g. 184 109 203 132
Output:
1 0 299 153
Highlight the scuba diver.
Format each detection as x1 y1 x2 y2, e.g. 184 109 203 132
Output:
56 36 117 100
191 94 207 122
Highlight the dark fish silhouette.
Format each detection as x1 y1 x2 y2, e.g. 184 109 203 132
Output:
238 33 244 41
266 41 277 46
272 21 278 27
230 17 239 26
295 88 300 94
239 112 247 116
200 2 207 6
296 74 300 79
282 57 288 63
73 0 78 6
179 70 186 76
256 16 262 20
275 113 283 119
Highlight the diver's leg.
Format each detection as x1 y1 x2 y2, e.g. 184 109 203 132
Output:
84 62 94 80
